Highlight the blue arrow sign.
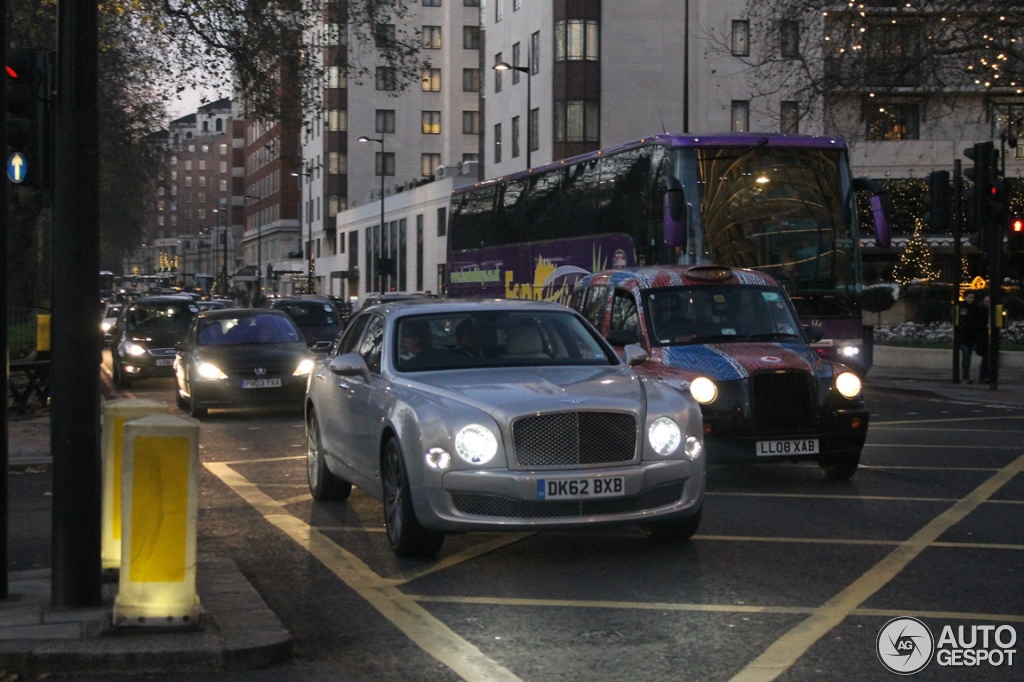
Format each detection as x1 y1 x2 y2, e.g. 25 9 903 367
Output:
8 153 27 184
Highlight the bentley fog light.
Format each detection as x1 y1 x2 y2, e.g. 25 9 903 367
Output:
424 448 451 470
648 417 681 456
125 342 147 357
689 376 718 404
196 361 228 380
293 358 315 376
684 435 704 460
454 424 498 465
835 371 862 398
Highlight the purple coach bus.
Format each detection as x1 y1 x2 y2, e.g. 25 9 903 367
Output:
445 133 892 372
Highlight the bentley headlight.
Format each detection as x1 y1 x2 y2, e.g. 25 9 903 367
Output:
684 435 704 460
124 342 147 357
197 361 228 380
648 417 681 456
835 371 862 398
425 448 451 470
293 358 315 376
454 424 498 465
689 376 718 404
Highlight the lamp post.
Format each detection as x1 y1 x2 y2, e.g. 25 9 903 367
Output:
291 169 315 294
212 208 228 296
245 194 262 305
358 134 386 293
493 60 531 169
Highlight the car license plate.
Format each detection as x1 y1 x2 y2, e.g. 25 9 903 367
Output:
155 358 174 366
756 439 819 456
241 378 282 389
537 476 625 500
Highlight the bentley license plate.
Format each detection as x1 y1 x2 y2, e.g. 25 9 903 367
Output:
537 476 625 500
241 378 281 389
756 439 819 456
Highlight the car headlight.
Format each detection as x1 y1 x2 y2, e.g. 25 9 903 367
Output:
454 424 498 465
425 448 451 470
124 342 147 357
689 376 718 404
648 417 681 456
835 371 862 399
196 361 228 380
839 344 861 358
101 321 113 332
684 435 704 460
293 358 315 376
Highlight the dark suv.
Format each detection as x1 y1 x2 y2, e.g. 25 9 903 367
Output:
111 295 199 388
270 296 343 351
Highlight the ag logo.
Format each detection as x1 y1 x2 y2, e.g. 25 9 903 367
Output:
877 617 934 675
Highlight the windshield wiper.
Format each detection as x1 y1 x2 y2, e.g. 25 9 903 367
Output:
744 333 803 342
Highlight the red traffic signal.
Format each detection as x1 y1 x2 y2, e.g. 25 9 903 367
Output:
1012 218 1024 234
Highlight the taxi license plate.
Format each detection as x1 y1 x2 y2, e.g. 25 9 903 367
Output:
537 476 625 500
155 358 175 366
756 439 819 456
241 378 282 389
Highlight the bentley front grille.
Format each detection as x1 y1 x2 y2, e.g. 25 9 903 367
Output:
512 411 638 467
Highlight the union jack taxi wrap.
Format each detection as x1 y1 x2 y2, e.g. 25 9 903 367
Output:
569 265 869 478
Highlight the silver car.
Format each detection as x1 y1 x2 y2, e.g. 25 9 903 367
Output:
304 299 706 557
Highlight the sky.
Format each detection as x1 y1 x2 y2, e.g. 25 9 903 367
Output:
167 86 228 121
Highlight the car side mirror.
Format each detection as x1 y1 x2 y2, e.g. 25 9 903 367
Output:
606 328 640 347
803 325 825 343
623 343 648 367
329 352 371 383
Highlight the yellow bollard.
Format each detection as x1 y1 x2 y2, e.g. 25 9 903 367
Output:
102 400 168 572
35 313 50 353
112 414 202 627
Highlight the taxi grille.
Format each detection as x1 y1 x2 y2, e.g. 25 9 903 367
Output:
751 371 816 433
451 482 685 518
511 411 637 467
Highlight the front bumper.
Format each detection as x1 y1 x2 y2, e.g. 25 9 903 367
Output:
412 459 704 532
190 376 308 409
703 407 869 463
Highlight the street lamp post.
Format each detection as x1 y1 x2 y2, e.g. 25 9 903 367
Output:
493 61 531 169
358 134 386 293
245 194 262 305
212 207 228 296
291 169 315 294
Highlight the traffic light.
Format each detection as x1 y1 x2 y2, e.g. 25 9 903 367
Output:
1009 215 1024 252
924 170 951 231
5 48 51 188
964 141 997 253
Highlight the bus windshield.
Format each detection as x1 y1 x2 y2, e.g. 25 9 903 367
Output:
671 145 859 317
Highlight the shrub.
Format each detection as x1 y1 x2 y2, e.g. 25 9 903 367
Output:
863 286 896 313
1004 295 1024 321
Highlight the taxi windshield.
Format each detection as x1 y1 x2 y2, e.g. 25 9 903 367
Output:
643 285 803 346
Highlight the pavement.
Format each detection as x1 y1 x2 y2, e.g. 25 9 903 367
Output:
2 360 1023 677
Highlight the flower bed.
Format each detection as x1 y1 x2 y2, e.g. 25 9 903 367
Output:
874 321 1024 349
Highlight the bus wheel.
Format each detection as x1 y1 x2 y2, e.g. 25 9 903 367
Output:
819 451 860 480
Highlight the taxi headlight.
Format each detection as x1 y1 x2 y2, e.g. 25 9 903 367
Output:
454 424 498 465
648 417 681 456
101 321 113 333
197 361 228 380
689 376 718 404
293 358 315 376
835 371 862 399
124 342 147 357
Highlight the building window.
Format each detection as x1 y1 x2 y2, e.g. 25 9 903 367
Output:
219 144 228 155
512 116 521 158
732 20 750 56
328 152 347 174
422 68 441 92
422 110 442 134
494 123 502 163
464 26 480 50
325 109 347 131
781 101 799 134
867 102 920 140
219 161 227 172
198 160 206 170
421 153 441 177
437 206 447 237
780 20 800 59
464 0 478 5
554 20 599 61
462 153 480 164
376 152 396 177
495 0 502 22
185 176 192 188
530 108 539 153
463 111 480 134
514 0 521 9
327 66 345 88
374 23 396 47
731 100 749 132
531 31 540 75
494 53 503 92
512 42 522 84
423 0 440 5
463 68 480 92
553 101 599 142
376 109 396 133
423 26 442 49
376 67 396 90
